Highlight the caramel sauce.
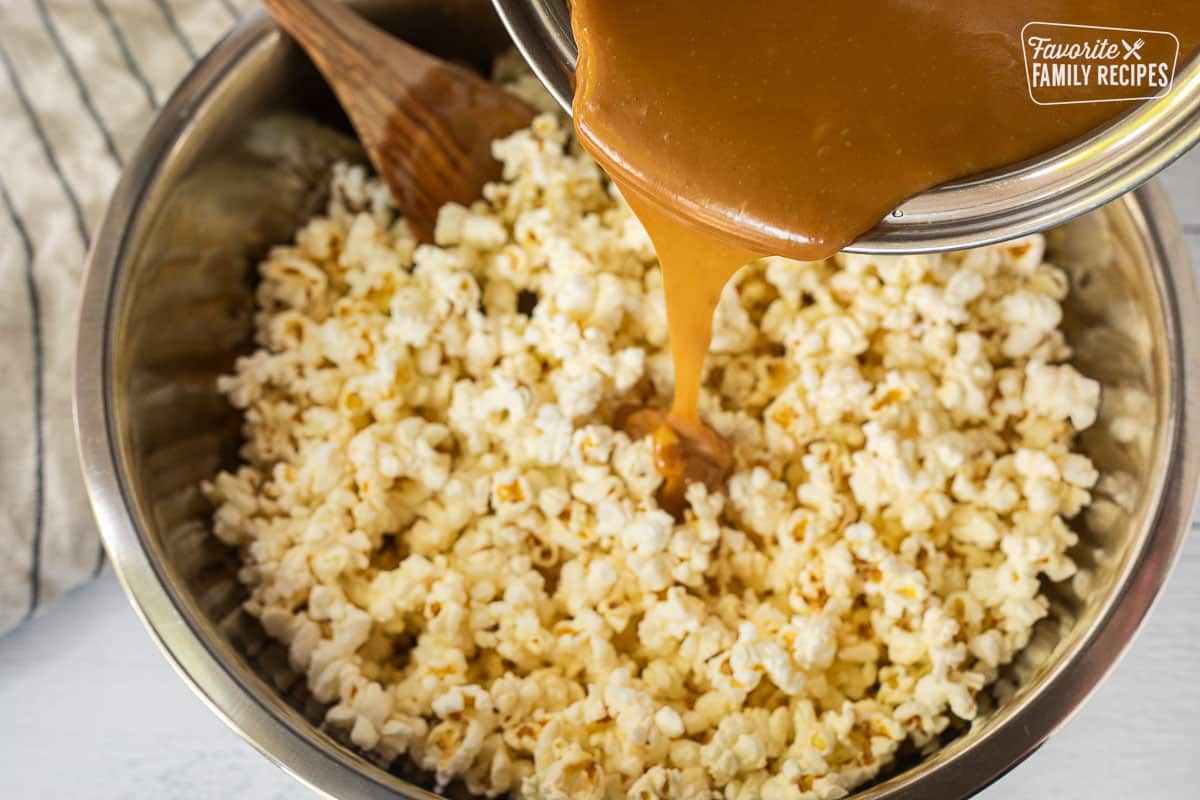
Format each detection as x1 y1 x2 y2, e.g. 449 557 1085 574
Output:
620 406 735 517
615 192 750 514
571 1 1199 512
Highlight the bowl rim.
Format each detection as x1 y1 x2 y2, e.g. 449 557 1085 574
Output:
74 7 1200 800
491 0 1200 255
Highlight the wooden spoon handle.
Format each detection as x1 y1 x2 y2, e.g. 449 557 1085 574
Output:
260 0 423 79
261 0 535 242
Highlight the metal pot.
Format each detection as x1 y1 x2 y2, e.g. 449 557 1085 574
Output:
74 2 1200 798
491 0 1200 254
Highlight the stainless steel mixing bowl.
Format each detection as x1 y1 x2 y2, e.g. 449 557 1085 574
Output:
74 2 1200 798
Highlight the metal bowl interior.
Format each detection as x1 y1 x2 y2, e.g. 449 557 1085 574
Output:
74 2 1200 799
491 0 1200 255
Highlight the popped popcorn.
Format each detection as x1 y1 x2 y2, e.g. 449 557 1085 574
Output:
205 58 1101 800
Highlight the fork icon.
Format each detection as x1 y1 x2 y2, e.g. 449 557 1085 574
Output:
1122 38 1145 60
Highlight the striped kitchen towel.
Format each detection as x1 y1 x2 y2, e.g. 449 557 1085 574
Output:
0 0 256 636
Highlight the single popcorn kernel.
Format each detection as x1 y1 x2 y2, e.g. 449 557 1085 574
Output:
495 482 525 503
204 56 1102 800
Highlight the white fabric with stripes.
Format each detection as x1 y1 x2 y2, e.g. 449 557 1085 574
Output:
0 0 254 636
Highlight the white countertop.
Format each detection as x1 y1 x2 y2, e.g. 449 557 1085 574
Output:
2 152 1199 800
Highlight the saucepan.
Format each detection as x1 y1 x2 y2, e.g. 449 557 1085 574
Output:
74 1 1200 798
492 0 1200 253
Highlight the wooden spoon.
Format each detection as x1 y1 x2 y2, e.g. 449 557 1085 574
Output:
261 0 536 242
